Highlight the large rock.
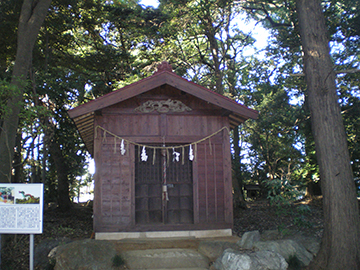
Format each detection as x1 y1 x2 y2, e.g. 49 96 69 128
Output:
291 235 321 256
254 239 313 266
260 230 284 241
53 239 118 270
214 248 288 270
260 229 321 256
237 231 261 249
198 240 240 261
35 237 72 269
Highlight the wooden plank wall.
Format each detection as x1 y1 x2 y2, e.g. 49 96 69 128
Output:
195 138 230 224
94 128 135 232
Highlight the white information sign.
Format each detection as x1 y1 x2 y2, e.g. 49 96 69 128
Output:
0 183 43 234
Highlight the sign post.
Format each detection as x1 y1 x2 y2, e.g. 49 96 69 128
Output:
0 183 44 270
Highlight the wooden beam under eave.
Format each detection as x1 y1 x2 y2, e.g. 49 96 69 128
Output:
71 114 95 156
229 113 247 123
228 115 247 129
79 129 93 141
82 135 94 155
221 109 231 117
74 114 94 126
77 118 92 128
75 118 93 131
76 123 93 137
69 111 93 124
229 122 238 130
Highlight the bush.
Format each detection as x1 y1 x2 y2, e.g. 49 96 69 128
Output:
265 178 302 207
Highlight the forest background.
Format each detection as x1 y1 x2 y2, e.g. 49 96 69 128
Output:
0 0 359 268
1 0 358 209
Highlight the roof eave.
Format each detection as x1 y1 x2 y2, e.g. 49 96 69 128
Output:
68 71 258 121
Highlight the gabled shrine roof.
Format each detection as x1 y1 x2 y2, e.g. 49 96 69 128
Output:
68 62 258 155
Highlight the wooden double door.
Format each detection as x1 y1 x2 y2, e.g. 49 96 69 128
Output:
135 146 193 225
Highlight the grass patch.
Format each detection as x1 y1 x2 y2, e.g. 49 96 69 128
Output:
112 254 125 268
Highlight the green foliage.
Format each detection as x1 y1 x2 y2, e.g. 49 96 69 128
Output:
340 84 360 180
0 0 22 73
1 0 359 212
355 178 360 197
242 81 305 190
293 215 313 228
292 205 313 229
0 79 12 115
158 0 254 93
242 0 360 197
296 204 311 214
51 225 77 236
20 92 52 134
0 79 22 118
265 178 302 206
277 223 291 236
112 254 125 267
70 172 94 202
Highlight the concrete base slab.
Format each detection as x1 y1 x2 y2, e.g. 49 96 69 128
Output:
96 229 232 240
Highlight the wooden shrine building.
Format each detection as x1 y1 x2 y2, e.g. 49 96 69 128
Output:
68 62 258 239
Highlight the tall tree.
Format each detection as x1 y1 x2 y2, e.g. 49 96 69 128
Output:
159 0 249 94
0 0 51 183
241 0 360 198
296 0 360 269
159 0 260 207
244 83 303 184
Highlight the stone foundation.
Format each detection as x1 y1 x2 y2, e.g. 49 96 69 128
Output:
95 229 232 240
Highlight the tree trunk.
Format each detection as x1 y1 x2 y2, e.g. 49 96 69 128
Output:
43 115 72 211
296 0 360 269
203 12 223 95
49 138 72 212
232 126 246 209
0 0 52 183
42 145 48 183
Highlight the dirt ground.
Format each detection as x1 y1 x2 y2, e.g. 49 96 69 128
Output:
233 197 324 239
1 197 325 270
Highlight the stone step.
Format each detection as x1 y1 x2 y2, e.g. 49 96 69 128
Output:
121 248 210 269
132 268 208 270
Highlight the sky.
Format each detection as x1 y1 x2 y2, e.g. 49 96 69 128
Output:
139 0 159 8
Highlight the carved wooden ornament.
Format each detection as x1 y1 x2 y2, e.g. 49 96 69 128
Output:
135 99 192 113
